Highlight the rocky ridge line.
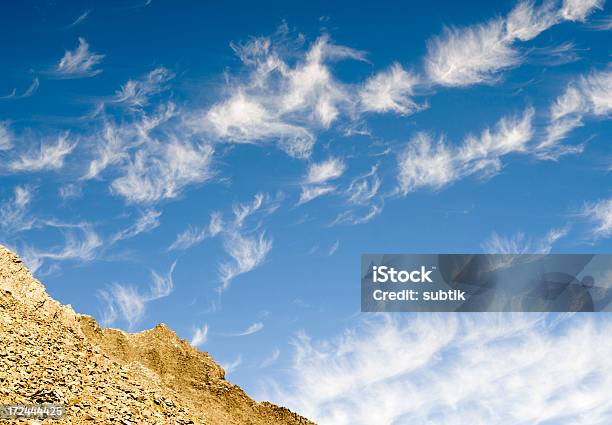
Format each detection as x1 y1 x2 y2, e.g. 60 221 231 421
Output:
0 245 313 424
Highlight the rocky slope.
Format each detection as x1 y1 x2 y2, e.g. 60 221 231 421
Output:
0 245 313 424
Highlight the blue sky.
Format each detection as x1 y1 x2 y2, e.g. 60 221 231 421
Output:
1 1 611 423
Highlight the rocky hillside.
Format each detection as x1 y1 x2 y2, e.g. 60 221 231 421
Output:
0 245 313 424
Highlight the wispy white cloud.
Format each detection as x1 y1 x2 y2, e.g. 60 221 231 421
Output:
83 123 131 180
0 186 35 234
560 0 604 22
267 314 612 425
149 260 176 299
330 204 383 226
83 103 177 180
298 157 346 205
589 15 612 30
67 10 90 28
298 185 336 205
203 91 316 158
305 157 346 184
9 133 76 172
481 226 570 254
168 212 223 251
21 78 39 97
424 0 602 87
0 78 39 100
397 108 534 194
219 232 272 291
12 210 163 275
190 324 209 347
111 209 162 243
581 197 612 239
328 240 339 256
111 138 214 204
226 322 264 336
21 222 102 273
192 26 366 158
220 354 242 375
169 193 278 291
330 165 384 226
55 38 104 78
359 64 422 115
505 0 560 41
0 122 12 150
260 348 280 368
98 283 145 328
58 183 83 201
99 261 177 328
168 226 206 251
345 165 381 206
114 67 174 109
541 68 612 159
218 193 278 291
98 284 160 329
425 18 522 87
232 192 273 227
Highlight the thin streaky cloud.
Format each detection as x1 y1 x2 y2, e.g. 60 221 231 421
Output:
114 67 174 110
0 78 39 100
425 18 521 87
110 138 215 204
330 203 383 226
190 324 209 347
22 78 40 97
192 28 367 159
0 186 35 234
219 232 272 292
9 133 76 172
397 108 534 194
20 223 103 273
298 157 346 205
168 193 278 292
358 63 422 115
168 225 207 251
58 183 83 201
98 283 144 328
560 0 605 22
328 240 340 256
481 226 570 254
225 322 264 337
581 197 612 239
305 157 346 184
168 212 223 251
345 165 381 206
0 122 12 150
220 354 242 375
298 185 335 205
149 261 176 300
588 15 612 30
98 261 177 328
54 37 104 78
424 0 603 87
540 67 612 159
267 314 612 425
83 104 177 180
232 193 267 227
480 225 569 270
259 348 281 368
67 10 91 28
111 210 162 243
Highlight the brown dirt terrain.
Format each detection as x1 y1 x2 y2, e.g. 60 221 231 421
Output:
0 245 314 424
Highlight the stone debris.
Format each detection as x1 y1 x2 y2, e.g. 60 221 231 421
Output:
0 245 314 425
